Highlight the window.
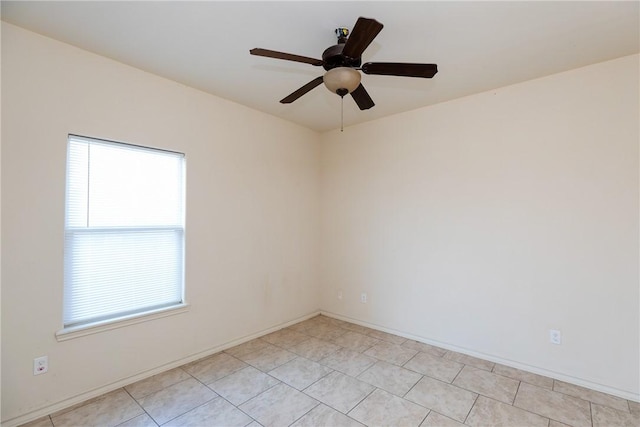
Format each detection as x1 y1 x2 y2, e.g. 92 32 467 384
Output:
63 135 185 330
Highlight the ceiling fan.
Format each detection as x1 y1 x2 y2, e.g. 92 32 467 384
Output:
250 17 438 111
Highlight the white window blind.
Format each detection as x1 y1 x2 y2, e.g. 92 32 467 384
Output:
64 135 185 328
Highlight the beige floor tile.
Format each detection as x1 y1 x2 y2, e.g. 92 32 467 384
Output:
269 357 333 390
340 322 375 335
50 389 124 418
548 421 573 427
125 368 191 400
287 320 313 332
299 322 328 335
366 329 408 345
465 396 548 426
183 352 247 384
513 382 591 427
554 380 630 412
402 340 447 357
225 339 273 359
304 371 375 414
164 396 253 427
39 317 639 427
492 364 553 390
363 341 418 365
332 331 381 353
305 324 349 341
325 317 352 329
261 329 310 348
117 413 159 426
18 416 53 427
592 403 640 427
291 404 364 427
404 351 464 383
452 365 519 404
319 348 377 377
420 411 464 426
349 388 428 426
289 337 341 361
315 314 335 324
239 383 318 427
136 378 217 425
443 351 495 371
357 361 423 397
208 366 280 406
51 389 144 427
284 326 312 336
405 376 478 423
238 345 297 372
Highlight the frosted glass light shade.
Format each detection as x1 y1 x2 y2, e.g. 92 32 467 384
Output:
323 67 361 95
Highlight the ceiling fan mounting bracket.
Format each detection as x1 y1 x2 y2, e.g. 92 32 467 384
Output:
335 27 349 44
321 44 361 71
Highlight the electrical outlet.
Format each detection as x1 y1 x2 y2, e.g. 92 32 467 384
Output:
337 290 343 300
361 293 367 303
549 329 562 345
34 356 48 375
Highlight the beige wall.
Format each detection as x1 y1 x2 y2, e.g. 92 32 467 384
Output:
1 23 321 424
320 54 639 399
2 21 639 425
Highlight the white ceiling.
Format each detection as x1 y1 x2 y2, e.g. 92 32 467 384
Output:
2 1 638 132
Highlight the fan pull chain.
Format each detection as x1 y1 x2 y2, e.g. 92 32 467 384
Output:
340 96 344 132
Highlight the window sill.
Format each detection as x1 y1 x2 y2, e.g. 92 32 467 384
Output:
56 303 189 341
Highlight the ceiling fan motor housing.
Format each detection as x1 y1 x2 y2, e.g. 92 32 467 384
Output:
322 44 361 71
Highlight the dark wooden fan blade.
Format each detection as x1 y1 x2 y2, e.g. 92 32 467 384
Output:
250 48 323 66
342 17 384 59
361 62 438 78
350 84 375 110
280 76 324 104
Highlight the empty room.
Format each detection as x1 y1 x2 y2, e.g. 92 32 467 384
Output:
1 1 638 427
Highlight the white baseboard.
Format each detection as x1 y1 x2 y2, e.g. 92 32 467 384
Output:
1 311 321 427
321 310 640 403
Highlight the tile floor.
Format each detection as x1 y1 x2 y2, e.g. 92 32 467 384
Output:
23 315 639 427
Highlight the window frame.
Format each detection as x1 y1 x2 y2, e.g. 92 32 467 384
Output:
58 134 188 339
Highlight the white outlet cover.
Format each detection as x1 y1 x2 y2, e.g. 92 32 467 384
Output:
34 356 48 375
549 329 562 345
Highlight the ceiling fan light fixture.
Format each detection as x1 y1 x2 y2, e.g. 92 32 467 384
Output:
323 67 361 96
